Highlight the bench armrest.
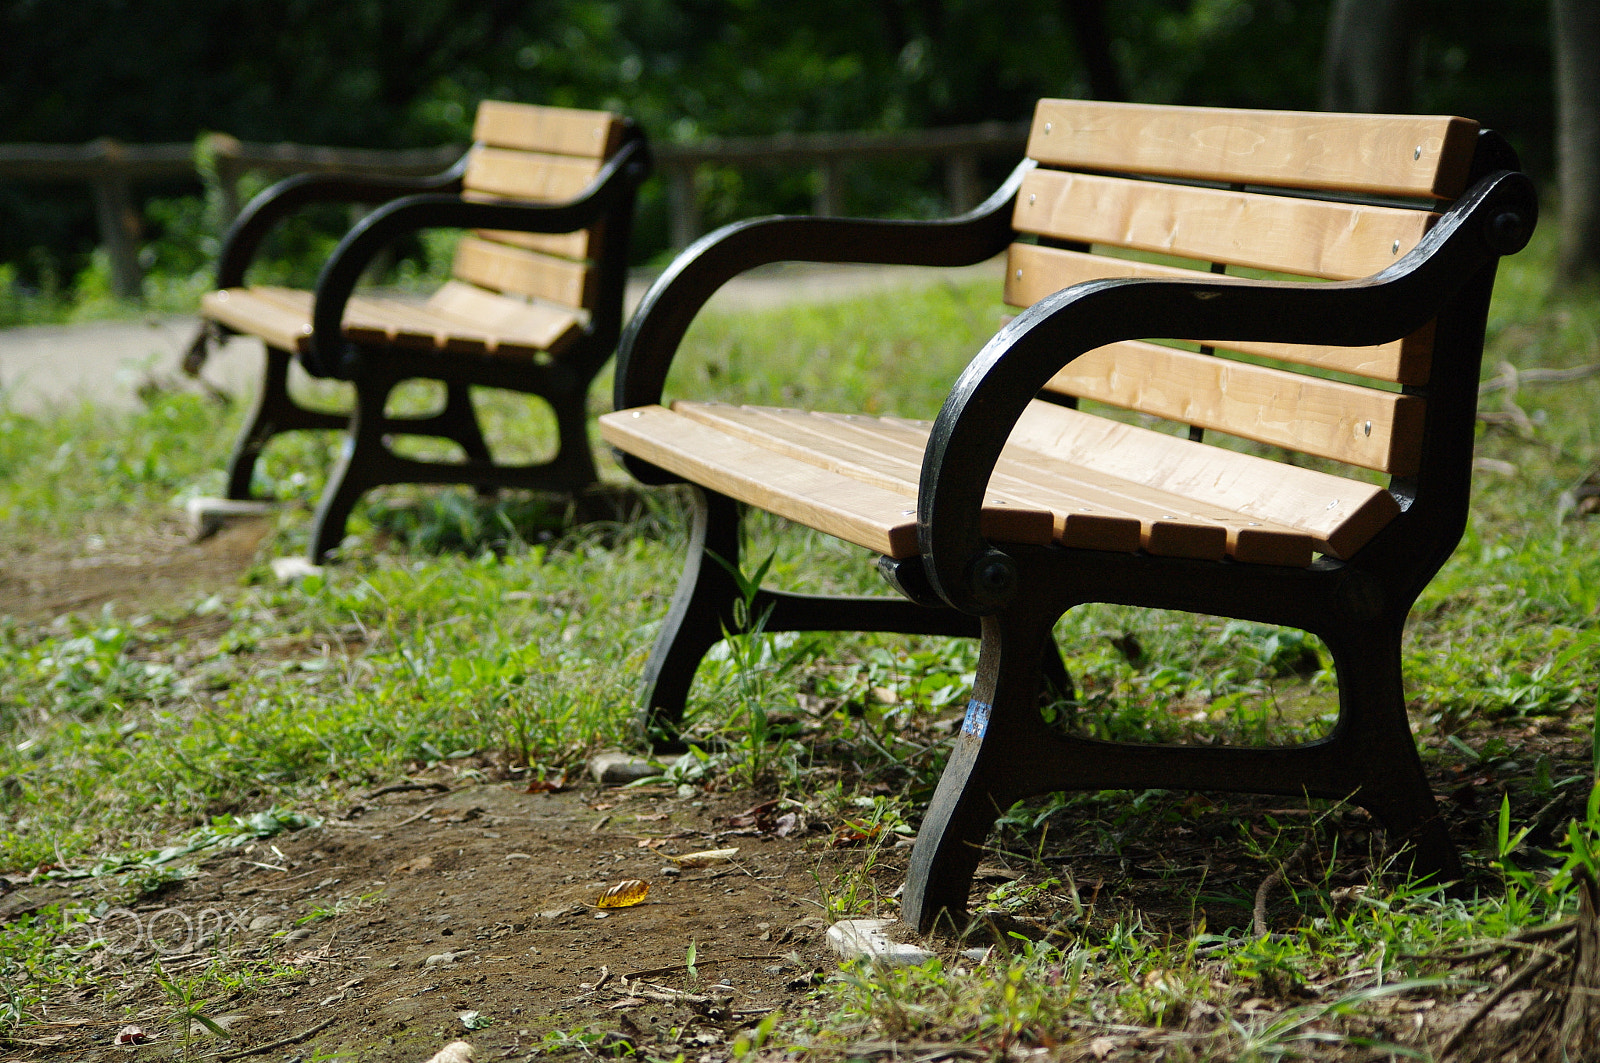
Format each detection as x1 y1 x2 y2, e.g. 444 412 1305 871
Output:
612 160 1035 440
919 168 1537 615
303 136 651 377
213 159 471 290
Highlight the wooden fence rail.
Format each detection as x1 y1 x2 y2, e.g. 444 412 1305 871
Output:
0 122 1028 301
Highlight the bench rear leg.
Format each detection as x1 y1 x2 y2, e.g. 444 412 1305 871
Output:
1323 616 1460 884
903 603 1056 934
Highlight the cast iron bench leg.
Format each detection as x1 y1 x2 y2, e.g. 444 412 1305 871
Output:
903 601 1057 933
1323 613 1461 885
641 487 744 751
225 345 347 501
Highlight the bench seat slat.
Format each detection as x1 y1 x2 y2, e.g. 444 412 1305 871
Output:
1014 169 1434 281
1005 243 1431 383
1005 401 1399 558
201 287 315 353
203 284 581 359
598 406 1055 558
807 410 1314 566
675 402 1143 554
1028 100 1479 199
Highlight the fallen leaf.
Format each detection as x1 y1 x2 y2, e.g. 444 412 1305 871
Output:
391 855 434 875
524 776 567 794
597 879 651 908
1086 1036 1117 1060
637 838 666 849
728 799 779 828
114 1025 149 1045
774 812 800 837
634 812 671 822
458 1010 493 1030
671 847 739 868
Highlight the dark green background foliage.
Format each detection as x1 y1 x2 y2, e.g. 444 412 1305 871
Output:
0 0 1556 287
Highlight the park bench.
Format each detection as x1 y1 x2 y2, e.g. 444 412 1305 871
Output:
194 101 650 561
598 99 1536 932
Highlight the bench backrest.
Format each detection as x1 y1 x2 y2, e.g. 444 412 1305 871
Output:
439 101 630 323
1004 100 1482 480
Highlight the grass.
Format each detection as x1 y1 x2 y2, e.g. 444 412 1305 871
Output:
0 220 1598 1057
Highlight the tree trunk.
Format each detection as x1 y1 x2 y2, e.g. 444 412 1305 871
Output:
1553 0 1600 284
1320 0 1415 113
1065 0 1125 102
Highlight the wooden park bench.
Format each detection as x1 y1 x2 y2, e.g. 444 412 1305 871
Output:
598 100 1536 932
194 101 650 561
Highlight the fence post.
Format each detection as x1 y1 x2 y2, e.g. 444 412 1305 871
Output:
665 161 702 250
944 151 979 214
812 160 841 216
88 139 144 301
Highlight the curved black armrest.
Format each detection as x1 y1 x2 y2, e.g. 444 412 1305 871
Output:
213 156 470 290
918 168 1537 615
306 137 651 378
613 159 1035 421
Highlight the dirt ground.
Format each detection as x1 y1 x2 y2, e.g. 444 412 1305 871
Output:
0 519 910 1063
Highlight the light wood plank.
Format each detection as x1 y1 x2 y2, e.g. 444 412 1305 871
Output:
462 147 604 203
1028 99 1479 199
1004 243 1431 383
452 236 594 309
473 226 592 262
1013 169 1434 280
674 402 1144 554
202 287 312 353
598 406 1054 558
472 101 624 158
424 281 582 356
1003 401 1399 559
1041 339 1424 474
818 410 1313 565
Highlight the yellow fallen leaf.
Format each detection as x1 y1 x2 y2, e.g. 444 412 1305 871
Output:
596 879 651 909
670 847 740 868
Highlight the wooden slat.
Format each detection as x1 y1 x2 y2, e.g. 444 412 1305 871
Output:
452 235 594 309
1003 401 1399 559
202 287 313 353
1004 243 1431 383
472 101 624 158
1041 340 1424 474
206 283 578 360
424 281 582 356
1013 169 1434 280
473 226 592 262
814 410 1314 566
674 402 1143 554
598 406 1055 558
1028 99 1479 199
462 147 604 203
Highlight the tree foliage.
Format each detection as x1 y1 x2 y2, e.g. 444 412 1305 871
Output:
0 0 1563 289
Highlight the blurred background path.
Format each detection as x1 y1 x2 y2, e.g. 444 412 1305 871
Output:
0 259 1002 414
